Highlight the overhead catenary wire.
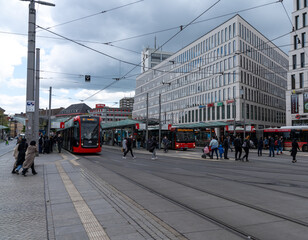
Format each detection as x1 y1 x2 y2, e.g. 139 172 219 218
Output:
82 0 222 102
37 0 144 31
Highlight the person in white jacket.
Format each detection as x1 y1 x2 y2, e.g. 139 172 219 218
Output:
209 137 219 159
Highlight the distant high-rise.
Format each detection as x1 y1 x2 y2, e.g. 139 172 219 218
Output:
286 0 308 126
141 48 173 73
119 97 134 110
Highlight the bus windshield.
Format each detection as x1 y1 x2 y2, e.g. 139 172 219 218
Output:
176 131 195 143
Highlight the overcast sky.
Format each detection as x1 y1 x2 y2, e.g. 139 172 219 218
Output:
0 0 293 115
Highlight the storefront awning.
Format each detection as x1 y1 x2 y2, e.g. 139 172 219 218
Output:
0 125 9 130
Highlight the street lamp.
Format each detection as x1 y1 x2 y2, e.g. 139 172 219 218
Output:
21 0 55 143
240 89 246 139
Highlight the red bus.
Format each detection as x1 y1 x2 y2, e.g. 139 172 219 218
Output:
263 126 308 152
58 115 102 153
147 127 196 150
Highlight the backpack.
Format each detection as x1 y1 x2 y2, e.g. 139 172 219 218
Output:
274 140 278 146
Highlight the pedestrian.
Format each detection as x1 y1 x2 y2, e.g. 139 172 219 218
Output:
223 136 229 159
291 139 300 163
234 135 242 160
218 143 224 159
264 137 269 149
241 136 250 162
149 136 158 159
136 135 141 149
123 135 135 159
57 134 63 153
122 137 127 158
280 136 284 154
5 137 9 145
276 137 283 155
43 135 50 154
209 137 219 159
11 138 21 174
268 135 275 157
14 138 28 174
21 140 38 176
162 136 170 153
202 144 211 158
258 137 263 156
38 134 43 153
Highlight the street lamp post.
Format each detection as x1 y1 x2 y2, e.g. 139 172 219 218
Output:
22 0 55 143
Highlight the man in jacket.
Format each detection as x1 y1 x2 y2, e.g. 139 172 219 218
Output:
268 136 275 157
223 136 229 159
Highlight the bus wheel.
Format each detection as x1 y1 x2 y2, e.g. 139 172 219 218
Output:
302 145 308 152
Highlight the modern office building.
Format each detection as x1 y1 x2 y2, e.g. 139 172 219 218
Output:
119 97 134 110
141 47 173 73
133 15 288 133
286 0 308 126
88 104 132 123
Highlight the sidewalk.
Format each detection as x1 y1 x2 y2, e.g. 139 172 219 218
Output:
0 146 185 240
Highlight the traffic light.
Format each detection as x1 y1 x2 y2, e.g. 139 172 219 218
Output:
85 75 91 82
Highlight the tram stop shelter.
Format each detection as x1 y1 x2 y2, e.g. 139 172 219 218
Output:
100 119 144 146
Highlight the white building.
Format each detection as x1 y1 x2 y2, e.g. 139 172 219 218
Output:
133 15 288 132
287 0 308 126
141 48 173 73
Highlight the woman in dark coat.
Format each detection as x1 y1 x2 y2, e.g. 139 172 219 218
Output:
291 139 300 163
14 138 28 173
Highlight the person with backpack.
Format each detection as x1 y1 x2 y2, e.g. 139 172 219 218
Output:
123 135 135 159
234 135 242 161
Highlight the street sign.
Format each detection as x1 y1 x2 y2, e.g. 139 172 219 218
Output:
26 101 35 112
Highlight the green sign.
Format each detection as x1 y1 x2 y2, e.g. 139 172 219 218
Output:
304 93 308 113
217 102 223 106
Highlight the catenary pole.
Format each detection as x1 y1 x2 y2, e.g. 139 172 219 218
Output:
47 86 52 137
34 48 40 144
25 0 36 143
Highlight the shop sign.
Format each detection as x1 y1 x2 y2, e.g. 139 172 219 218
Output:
217 102 223 106
207 103 214 107
226 99 234 104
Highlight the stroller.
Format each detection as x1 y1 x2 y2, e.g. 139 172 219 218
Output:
202 145 211 159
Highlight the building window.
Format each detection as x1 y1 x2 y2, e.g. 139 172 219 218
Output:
217 106 220 120
291 74 296 89
301 52 305 67
305 0 307 7
302 32 306 48
293 54 297 69
297 0 301 10
300 73 304 88
212 107 215 120
291 94 299 114
295 15 299 30
222 105 225 119
294 35 299 49
208 107 210 121
303 13 307 27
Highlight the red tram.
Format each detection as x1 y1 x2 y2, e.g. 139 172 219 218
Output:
58 116 101 153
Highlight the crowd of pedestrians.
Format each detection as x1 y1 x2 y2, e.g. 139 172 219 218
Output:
11 133 64 177
203 134 301 163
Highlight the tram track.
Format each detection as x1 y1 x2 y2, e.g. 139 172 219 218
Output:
82 156 261 240
82 151 308 239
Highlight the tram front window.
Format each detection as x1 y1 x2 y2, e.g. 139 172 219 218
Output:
81 123 98 141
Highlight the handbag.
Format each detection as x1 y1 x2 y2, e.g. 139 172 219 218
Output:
242 141 247 148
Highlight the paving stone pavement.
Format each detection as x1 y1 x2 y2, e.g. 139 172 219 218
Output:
0 141 186 240
0 143 47 240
